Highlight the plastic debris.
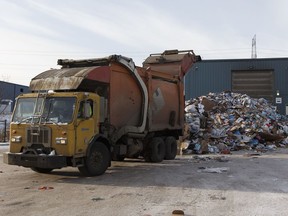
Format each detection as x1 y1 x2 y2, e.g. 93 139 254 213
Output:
214 156 229 162
49 150 56 156
191 155 229 163
198 167 230 173
38 186 54 191
183 91 288 154
91 197 105 201
209 195 226 200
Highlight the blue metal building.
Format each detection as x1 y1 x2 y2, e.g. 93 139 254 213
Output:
0 81 29 113
185 58 288 115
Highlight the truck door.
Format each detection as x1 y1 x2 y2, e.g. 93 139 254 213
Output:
75 99 96 155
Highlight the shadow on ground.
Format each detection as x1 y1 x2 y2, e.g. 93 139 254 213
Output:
41 149 288 194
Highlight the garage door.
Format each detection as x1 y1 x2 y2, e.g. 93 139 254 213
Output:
232 70 274 103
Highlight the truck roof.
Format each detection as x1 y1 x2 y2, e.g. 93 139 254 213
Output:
29 55 132 91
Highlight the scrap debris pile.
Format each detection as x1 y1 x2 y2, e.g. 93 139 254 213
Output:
184 91 288 154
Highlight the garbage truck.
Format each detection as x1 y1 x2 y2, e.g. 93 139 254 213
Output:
3 49 197 176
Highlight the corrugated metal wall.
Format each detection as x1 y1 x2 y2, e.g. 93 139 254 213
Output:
0 81 29 111
185 58 288 114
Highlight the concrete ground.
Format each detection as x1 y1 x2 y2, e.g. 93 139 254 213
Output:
1 145 288 216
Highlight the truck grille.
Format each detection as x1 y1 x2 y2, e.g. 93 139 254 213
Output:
27 127 51 147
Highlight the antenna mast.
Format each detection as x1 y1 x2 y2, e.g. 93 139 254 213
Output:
251 34 257 59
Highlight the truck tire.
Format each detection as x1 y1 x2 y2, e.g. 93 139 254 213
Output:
144 151 151 162
31 167 53 173
78 142 110 176
164 136 177 160
144 149 151 162
150 137 165 162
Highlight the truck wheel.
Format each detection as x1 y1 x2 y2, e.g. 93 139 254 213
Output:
78 142 110 176
31 167 53 173
164 136 177 160
150 137 165 162
144 151 151 162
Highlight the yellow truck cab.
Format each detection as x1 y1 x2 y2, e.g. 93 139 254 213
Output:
5 91 110 175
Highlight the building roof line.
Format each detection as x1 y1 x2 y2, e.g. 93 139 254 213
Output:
198 57 288 63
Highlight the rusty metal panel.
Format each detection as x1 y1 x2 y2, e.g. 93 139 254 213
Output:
29 66 110 91
148 78 183 131
143 50 197 79
108 63 183 131
109 64 142 128
86 66 110 83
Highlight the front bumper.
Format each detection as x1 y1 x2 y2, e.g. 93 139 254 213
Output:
3 152 67 169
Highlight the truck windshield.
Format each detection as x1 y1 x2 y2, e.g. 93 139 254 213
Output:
12 97 76 124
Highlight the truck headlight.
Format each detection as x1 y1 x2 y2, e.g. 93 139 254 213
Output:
11 136 22 143
55 137 67 145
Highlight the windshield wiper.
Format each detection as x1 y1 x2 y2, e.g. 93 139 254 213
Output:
43 119 60 126
16 116 33 125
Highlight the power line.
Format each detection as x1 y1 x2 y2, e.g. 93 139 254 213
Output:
0 48 287 57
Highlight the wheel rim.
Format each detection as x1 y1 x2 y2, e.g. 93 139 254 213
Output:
89 151 103 168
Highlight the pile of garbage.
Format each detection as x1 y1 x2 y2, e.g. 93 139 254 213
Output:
184 91 288 154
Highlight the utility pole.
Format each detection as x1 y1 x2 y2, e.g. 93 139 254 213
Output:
251 34 257 59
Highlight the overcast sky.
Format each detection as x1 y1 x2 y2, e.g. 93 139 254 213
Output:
1 0 288 86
